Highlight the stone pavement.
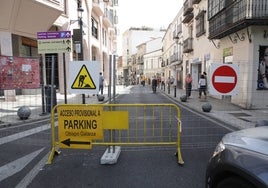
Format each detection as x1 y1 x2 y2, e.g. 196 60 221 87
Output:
163 85 268 130
0 85 267 130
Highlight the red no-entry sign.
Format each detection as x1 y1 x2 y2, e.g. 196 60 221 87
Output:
210 64 239 95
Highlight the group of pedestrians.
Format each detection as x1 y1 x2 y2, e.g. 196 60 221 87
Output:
185 72 207 99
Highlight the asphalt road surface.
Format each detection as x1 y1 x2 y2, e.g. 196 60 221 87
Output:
0 85 233 188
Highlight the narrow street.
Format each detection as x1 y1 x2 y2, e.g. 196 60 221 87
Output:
0 85 233 188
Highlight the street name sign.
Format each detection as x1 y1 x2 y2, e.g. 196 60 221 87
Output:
37 31 72 54
210 64 239 95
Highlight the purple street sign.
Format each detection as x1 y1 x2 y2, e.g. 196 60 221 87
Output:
37 31 71 40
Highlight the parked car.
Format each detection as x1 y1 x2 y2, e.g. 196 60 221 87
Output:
206 126 268 188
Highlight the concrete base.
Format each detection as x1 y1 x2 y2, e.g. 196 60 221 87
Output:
100 146 121 165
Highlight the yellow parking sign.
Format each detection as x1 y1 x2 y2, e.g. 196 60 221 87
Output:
58 105 103 149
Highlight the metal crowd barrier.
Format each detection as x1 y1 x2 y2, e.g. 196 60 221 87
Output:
47 104 184 165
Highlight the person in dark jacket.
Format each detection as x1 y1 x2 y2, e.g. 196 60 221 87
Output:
152 76 157 93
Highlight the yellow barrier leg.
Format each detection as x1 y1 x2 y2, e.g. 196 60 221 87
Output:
47 147 56 164
176 147 184 165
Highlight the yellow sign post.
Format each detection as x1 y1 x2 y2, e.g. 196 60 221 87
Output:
58 105 103 149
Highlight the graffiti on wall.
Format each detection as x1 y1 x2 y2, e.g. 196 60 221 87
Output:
0 56 40 89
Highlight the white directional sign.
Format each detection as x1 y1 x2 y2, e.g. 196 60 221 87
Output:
210 64 239 95
37 31 72 54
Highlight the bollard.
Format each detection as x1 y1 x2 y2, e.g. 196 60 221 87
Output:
97 94 105 101
180 95 187 102
202 103 212 112
17 106 31 120
174 86 176 97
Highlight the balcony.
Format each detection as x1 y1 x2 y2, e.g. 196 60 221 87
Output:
0 0 64 38
92 0 104 16
137 56 144 65
170 53 178 63
183 12 194 23
192 0 201 4
183 0 193 16
103 8 114 27
208 0 268 39
183 38 193 53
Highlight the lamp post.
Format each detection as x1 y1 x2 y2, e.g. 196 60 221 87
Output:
77 7 83 61
77 1 85 104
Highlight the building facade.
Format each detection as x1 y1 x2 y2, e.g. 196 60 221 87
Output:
143 37 163 83
121 0 268 109
0 0 118 98
121 27 165 85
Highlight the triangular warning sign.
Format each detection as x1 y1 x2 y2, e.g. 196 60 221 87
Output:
71 65 96 89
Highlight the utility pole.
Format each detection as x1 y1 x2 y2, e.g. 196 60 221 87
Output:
77 0 85 104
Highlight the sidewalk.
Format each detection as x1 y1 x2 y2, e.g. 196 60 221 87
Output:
0 86 114 127
0 85 267 130
163 85 268 130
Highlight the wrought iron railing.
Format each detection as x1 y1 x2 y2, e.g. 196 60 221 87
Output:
209 0 268 39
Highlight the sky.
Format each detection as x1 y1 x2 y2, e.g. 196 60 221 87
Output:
116 0 183 55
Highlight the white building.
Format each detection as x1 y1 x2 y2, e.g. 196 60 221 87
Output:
121 27 165 85
177 0 268 109
121 0 268 109
0 0 118 99
143 37 163 80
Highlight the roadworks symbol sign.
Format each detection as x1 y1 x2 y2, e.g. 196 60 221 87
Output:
71 65 96 89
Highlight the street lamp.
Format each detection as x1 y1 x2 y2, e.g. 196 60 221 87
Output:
77 0 86 104
77 2 84 61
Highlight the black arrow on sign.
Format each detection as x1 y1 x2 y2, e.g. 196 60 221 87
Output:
61 138 91 147
66 46 71 52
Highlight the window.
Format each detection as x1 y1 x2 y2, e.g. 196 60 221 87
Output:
91 17 98 39
208 0 234 19
21 37 38 57
208 0 225 19
102 29 107 46
195 10 206 37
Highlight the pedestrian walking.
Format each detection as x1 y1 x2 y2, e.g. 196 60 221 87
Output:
185 73 192 98
203 71 208 91
141 75 145 86
99 72 104 95
198 74 207 99
170 76 175 85
161 76 165 90
152 76 157 93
